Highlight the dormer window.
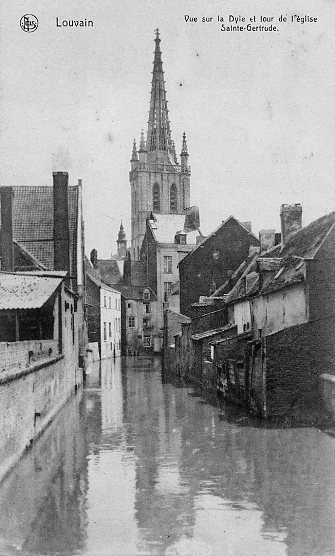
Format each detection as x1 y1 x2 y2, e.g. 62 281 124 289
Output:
143 289 150 301
175 232 186 245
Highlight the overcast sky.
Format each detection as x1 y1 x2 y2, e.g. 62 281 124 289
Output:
1 0 335 258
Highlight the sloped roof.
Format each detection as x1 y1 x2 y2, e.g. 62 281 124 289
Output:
191 324 234 341
280 211 335 259
97 259 123 286
113 284 157 301
226 211 335 304
0 185 78 274
149 213 199 244
0 272 62 310
179 215 259 265
212 248 260 297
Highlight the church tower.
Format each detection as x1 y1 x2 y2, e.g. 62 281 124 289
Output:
129 29 191 260
116 221 127 260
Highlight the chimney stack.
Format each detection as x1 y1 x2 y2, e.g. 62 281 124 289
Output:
242 221 252 233
0 187 14 271
53 172 70 272
90 248 98 268
280 204 302 245
259 229 276 253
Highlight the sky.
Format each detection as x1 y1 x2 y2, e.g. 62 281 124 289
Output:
1 0 335 258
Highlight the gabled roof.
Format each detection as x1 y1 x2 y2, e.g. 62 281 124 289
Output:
0 272 62 310
97 259 123 286
149 213 199 244
179 215 259 265
0 185 78 274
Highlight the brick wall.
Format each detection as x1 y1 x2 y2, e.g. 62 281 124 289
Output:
0 340 58 374
264 317 335 418
0 353 80 483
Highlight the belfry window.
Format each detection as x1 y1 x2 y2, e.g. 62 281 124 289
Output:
153 184 160 211
170 184 177 212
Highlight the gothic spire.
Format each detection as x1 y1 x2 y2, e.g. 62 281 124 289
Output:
147 29 172 153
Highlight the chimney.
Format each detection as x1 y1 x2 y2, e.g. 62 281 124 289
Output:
280 204 302 245
0 187 14 271
53 172 70 272
90 248 98 268
242 221 252 233
259 229 276 253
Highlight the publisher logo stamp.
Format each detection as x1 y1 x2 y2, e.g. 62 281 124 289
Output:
20 14 38 33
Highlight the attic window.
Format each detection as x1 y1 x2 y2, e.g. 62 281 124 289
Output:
143 290 150 301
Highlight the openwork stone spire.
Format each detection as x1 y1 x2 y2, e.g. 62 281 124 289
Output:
147 29 172 153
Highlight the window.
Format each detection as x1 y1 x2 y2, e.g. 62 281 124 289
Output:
164 282 172 297
143 336 151 347
109 322 112 337
170 184 177 212
109 297 111 308
128 316 135 328
103 322 107 341
145 303 151 314
163 256 172 274
128 302 132 309
104 296 106 307
143 290 150 301
153 184 160 211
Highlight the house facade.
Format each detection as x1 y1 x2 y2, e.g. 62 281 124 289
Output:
86 265 121 360
179 216 260 318
0 271 82 482
0 172 87 367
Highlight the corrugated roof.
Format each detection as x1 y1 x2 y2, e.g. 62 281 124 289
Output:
0 272 62 310
149 213 198 244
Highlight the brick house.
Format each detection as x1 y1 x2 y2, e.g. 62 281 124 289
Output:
219 205 335 419
178 216 260 318
0 172 87 366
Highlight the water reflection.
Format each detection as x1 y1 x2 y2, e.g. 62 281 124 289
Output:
0 357 334 555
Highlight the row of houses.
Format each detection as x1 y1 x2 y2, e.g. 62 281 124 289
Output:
164 204 335 421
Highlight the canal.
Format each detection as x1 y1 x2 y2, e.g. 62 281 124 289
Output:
0 356 334 555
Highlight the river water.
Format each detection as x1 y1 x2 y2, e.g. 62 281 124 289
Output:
0 356 334 556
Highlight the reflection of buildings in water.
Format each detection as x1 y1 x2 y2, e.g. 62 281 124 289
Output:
100 357 124 434
123 361 196 553
125 358 335 555
0 389 88 555
85 357 139 555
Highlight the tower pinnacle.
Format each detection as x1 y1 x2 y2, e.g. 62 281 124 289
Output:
131 139 138 161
